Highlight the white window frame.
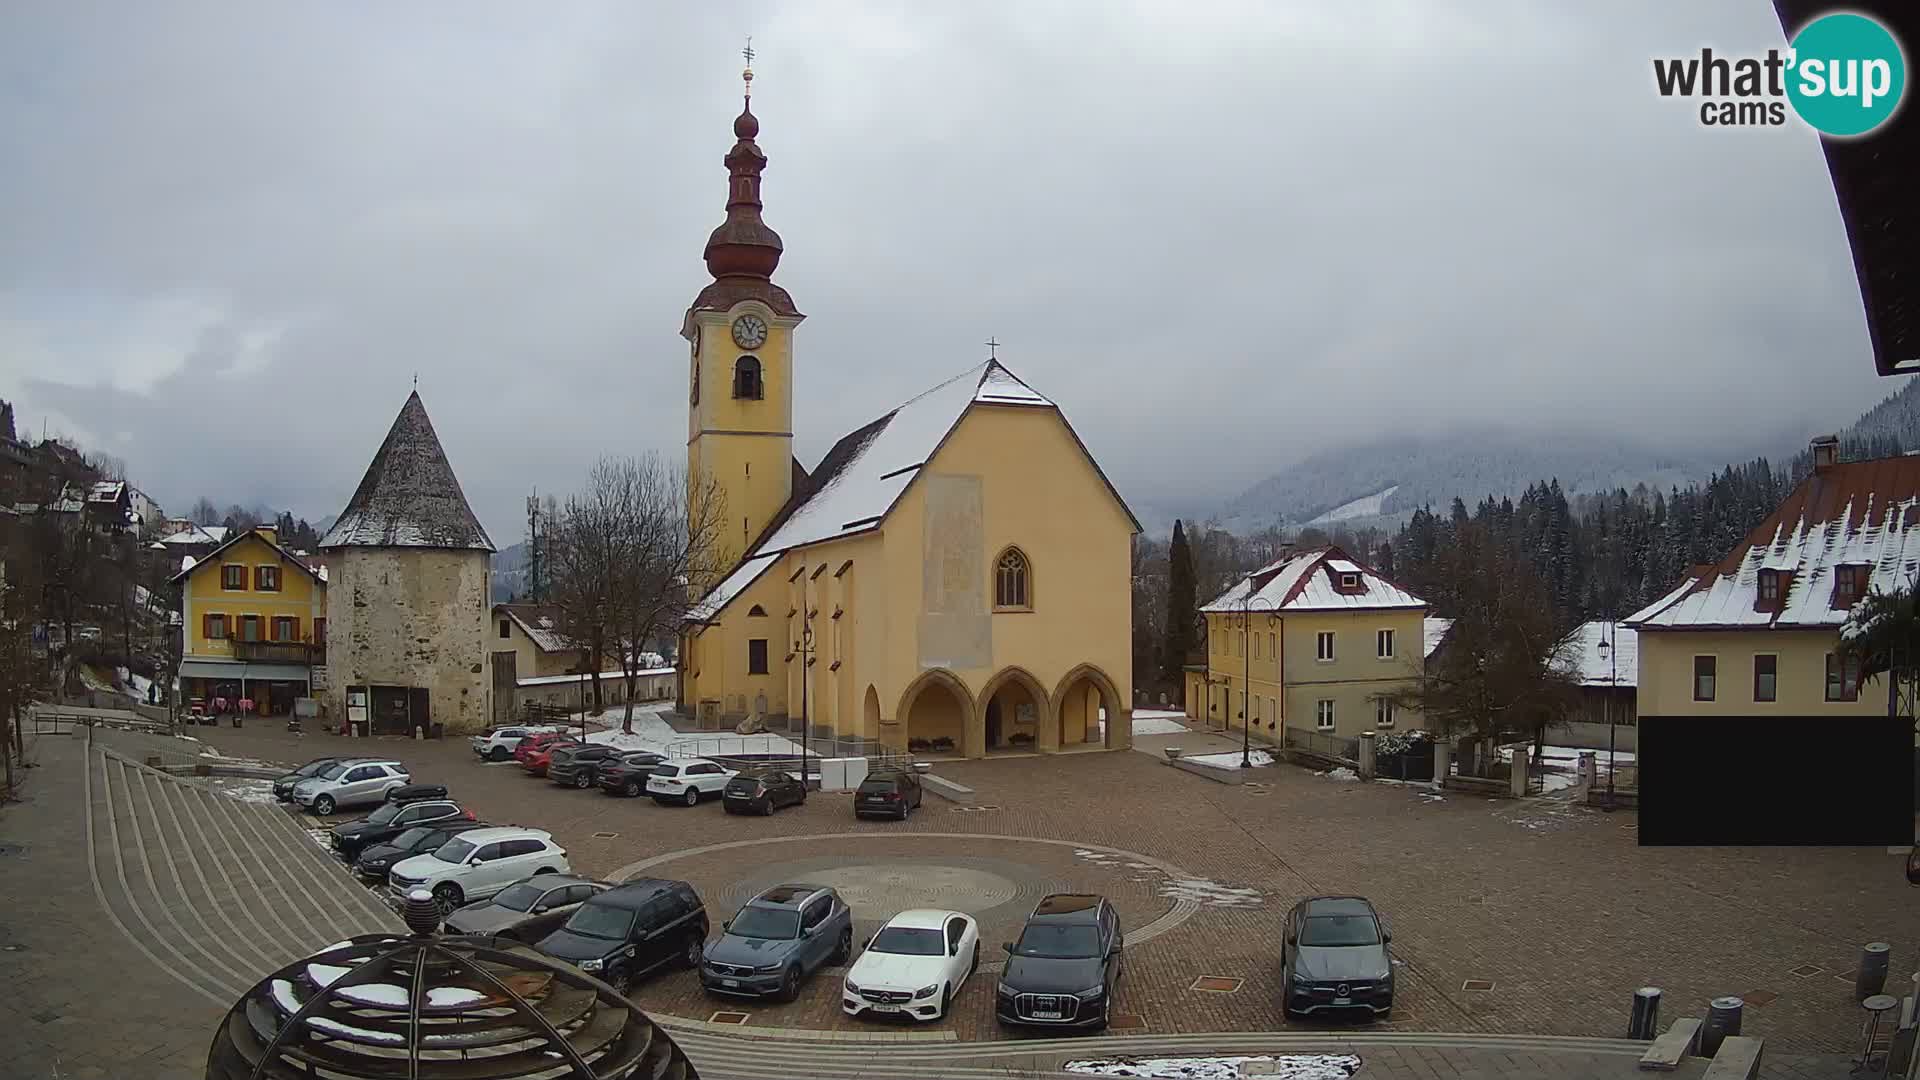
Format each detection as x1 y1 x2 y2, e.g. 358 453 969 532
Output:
1339 572 1359 589
1376 628 1394 659
1315 699 1335 730
1316 631 1335 662
1375 698 1395 728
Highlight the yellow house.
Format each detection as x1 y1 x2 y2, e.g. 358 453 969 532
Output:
1627 437 1911 735
170 525 327 716
1187 547 1427 743
676 85 1139 758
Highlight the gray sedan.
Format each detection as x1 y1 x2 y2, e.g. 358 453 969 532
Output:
442 876 610 942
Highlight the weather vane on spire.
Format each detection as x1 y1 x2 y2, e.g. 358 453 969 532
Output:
742 36 755 98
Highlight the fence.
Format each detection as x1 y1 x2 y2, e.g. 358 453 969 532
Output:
666 733 879 761
1283 727 1359 764
1375 748 1435 781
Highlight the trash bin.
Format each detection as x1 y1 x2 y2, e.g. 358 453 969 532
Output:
1857 942 1891 1001
429 722 445 739
1700 996 1743 1056
1628 987 1662 1040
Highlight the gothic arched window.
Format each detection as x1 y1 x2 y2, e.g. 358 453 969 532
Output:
733 355 763 400
994 547 1032 611
747 604 767 617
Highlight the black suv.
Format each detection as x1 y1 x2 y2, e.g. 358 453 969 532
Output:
1280 895 1394 1019
548 745 622 789
330 799 472 859
534 878 709 994
995 894 1124 1029
723 769 807 815
353 819 488 881
853 769 923 820
597 752 668 797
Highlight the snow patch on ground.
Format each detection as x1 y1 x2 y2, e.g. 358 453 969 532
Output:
1158 878 1263 909
210 777 280 804
1132 713 1192 737
1319 766 1359 781
1185 750 1275 769
573 703 806 759
1066 1054 1361 1079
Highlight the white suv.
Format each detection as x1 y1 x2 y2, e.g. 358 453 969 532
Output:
387 826 571 913
646 758 736 806
470 725 561 762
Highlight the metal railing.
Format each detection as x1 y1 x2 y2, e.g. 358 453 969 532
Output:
1282 726 1359 764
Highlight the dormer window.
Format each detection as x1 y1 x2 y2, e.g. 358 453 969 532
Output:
1832 564 1869 608
1758 570 1781 605
1339 573 1360 590
733 355 764 400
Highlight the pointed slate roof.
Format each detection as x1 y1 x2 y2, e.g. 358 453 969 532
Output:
319 391 495 551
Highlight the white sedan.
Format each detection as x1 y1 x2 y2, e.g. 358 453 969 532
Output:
842 909 981 1022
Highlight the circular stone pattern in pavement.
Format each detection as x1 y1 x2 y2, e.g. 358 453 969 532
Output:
773 861 1022 920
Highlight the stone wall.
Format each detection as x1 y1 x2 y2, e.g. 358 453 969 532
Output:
325 547 491 734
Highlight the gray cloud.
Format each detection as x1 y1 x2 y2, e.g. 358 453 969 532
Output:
0 1 1886 539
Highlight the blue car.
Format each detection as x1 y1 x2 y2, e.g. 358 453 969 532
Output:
701 884 853 1001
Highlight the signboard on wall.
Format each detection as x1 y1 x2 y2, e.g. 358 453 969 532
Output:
311 665 329 691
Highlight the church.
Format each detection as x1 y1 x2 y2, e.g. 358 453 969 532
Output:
676 65 1139 759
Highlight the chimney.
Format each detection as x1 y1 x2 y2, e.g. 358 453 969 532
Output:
1811 434 1839 472
255 525 278 545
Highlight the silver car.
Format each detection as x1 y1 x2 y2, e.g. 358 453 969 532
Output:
293 759 411 815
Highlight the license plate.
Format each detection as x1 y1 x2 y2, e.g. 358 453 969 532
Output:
722 979 739 988
1333 997 1351 1006
868 1004 899 1013
1034 1009 1062 1019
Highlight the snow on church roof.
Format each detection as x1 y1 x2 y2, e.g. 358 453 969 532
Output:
320 391 494 551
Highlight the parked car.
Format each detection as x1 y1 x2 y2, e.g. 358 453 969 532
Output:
842 909 980 1022
547 745 622 789
330 799 472 859
534 878 709 994
1279 895 1394 1019
519 736 581 778
444 875 611 941
853 769 923 820
722 769 807 815
513 731 575 767
387 826 571 913
701 884 853 1000
471 725 561 762
995 894 1124 1030
646 759 736 806
353 820 490 881
384 782 449 804
272 757 343 802
597 752 669 797
293 760 411 816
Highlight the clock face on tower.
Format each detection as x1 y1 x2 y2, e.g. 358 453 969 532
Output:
731 314 768 350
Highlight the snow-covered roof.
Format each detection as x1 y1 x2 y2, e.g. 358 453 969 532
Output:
1200 547 1425 614
1627 454 1920 630
160 524 228 546
168 526 327 586
688 553 779 623
1559 621 1637 687
320 391 495 551
497 604 576 653
86 481 126 503
1423 617 1454 659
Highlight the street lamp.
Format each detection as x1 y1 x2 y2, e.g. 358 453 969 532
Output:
1598 619 1618 811
1237 595 1280 769
792 569 815 803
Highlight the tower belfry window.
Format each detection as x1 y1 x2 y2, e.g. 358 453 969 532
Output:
733 355 763 400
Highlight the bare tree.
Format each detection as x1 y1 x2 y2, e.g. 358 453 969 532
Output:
549 455 726 734
189 497 220 526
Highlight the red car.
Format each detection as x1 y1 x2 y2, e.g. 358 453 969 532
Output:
519 734 580 777
512 731 571 765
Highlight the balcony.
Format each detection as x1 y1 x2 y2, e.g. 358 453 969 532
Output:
231 641 323 665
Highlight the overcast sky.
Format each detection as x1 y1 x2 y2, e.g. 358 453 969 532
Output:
0 1 1890 544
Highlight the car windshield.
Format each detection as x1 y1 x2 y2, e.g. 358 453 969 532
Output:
317 762 350 780
366 803 404 825
493 883 544 912
728 906 800 939
867 927 944 956
391 827 435 848
1013 924 1101 959
563 904 636 940
433 838 477 864
1300 914 1381 947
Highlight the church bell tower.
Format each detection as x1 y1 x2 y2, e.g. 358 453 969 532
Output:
684 43 804 571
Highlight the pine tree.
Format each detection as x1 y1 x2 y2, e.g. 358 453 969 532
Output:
1163 520 1198 694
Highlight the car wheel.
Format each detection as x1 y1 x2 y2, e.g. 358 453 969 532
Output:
683 787 699 807
533 866 556 875
431 882 462 915
969 941 979 976
938 984 951 1020
897 803 909 821
622 779 640 797
833 928 852 965
1093 995 1111 1031
313 794 335 816
683 934 704 969
605 965 632 994
575 773 592 789
761 799 775 816
489 746 509 762
778 966 801 1003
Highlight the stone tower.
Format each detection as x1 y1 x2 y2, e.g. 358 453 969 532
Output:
320 391 495 734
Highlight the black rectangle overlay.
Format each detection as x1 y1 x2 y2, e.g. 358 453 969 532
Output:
1638 715 1914 845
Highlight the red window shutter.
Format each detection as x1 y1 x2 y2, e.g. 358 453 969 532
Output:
203 613 213 639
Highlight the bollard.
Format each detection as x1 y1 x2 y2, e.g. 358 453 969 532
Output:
1628 986 1662 1040
1700 996 1744 1056
1858 942 1892 1001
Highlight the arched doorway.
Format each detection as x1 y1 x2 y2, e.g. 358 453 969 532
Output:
978 668 1051 754
1052 664 1128 750
897 669 974 757
863 685 881 742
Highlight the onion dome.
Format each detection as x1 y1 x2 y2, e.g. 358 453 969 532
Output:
205 890 698 1079
702 95 784 281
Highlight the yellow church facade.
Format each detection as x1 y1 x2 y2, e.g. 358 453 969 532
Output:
676 77 1138 758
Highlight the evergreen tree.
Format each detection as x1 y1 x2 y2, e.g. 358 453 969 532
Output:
1163 520 1198 692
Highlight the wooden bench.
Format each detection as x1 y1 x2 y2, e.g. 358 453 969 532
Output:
1637 1018 1701 1070
1699 1035 1763 1080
